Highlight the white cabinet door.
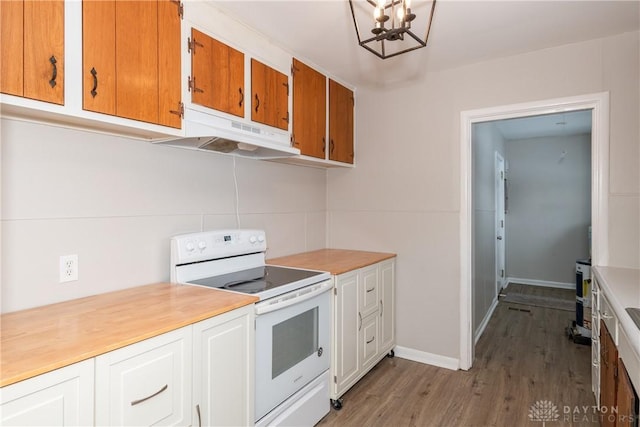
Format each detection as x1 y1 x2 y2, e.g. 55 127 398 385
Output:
333 270 360 395
192 305 254 427
0 359 94 426
95 327 192 426
379 259 395 354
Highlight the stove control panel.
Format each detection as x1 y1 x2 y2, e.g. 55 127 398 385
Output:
171 229 267 265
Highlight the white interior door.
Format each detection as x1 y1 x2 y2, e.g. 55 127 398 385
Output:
495 152 506 295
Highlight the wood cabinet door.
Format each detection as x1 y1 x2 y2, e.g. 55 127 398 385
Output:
23 0 64 105
251 59 288 130
83 0 116 115
115 0 158 123
157 0 182 128
251 59 268 126
210 37 244 117
600 321 618 427
329 79 354 164
616 358 638 427
191 29 244 118
292 58 326 158
0 0 24 97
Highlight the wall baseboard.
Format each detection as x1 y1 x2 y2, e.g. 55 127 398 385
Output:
506 277 574 290
474 296 499 345
394 346 459 371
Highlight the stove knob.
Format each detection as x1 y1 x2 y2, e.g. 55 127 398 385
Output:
257 235 265 243
185 242 195 252
198 241 207 250
249 235 257 244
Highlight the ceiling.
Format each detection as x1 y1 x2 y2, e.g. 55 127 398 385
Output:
212 1 639 88
493 110 592 140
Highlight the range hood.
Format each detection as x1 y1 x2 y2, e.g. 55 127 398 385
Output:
153 108 300 159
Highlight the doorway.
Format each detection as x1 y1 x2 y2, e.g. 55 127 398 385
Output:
459 92 610 370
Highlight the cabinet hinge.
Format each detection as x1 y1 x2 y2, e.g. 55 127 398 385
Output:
169 102 184 119
170 0 183 19
187 37 204 54
188 76 203 94
283 81 289 96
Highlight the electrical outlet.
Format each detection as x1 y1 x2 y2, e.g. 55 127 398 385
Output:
59 255 78 283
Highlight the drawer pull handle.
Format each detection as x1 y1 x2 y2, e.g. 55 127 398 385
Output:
366 287 375 293
130 384 168 406
366 336 375 344
90 67 98 97
49 56 57 88
196 403 202 427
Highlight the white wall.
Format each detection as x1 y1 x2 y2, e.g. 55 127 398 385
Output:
505 134 591 285
1 119 327 313
472 122 505 336
328 31 640 361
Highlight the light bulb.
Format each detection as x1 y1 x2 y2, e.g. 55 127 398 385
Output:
397 6 405 21
405 0 412 8
377 0 386 8
374 7 381 20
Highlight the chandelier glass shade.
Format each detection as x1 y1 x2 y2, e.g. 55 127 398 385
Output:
349 0 436 59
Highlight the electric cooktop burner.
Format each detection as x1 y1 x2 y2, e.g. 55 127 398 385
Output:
187 265 324 295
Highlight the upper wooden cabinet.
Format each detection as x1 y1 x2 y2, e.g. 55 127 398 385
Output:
1 0 64 105
189 28 244 118
251 59 289 131
329 79 354 164
82 0 182 128
292 59 326 159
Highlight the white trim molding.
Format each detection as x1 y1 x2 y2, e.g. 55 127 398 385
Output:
506 277 574 290
459 92 610 371
394 346 459 371
474 297 499 345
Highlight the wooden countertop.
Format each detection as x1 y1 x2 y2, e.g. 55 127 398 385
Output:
0 283 258 387
268 249 396 275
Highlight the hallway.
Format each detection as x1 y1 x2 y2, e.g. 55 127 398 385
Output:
318 285 595 426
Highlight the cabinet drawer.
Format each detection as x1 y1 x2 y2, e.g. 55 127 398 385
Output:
360 265 379 317
599 294 618 345
95 327 192 426
360 313 378 371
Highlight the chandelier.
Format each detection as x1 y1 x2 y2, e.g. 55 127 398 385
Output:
349 0 436 59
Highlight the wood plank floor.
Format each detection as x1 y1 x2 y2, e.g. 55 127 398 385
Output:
317 284 595 426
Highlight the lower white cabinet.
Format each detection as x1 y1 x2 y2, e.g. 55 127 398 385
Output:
95 327 193 426
331 258 395 403
0 359 94 426
192 305 254 427
1 305 254 427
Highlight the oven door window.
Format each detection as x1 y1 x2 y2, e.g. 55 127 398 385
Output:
272 307 318 379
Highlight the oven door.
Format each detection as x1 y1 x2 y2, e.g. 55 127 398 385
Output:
254 281 331 421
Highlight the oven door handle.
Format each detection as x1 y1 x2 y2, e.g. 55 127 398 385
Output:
255 280 333 315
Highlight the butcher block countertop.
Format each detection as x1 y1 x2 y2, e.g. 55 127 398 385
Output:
268 249 396 275
0 283 258 387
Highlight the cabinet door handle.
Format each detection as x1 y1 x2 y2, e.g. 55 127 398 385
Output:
196 403 202 427
358 312 362 331
601 311 613 320
49 56 57 88
366 286 375 293
239 87 244 107
130 384 168 406
330 139 335 154
255 93 260 113
366 336 375 344
380 300 383 317
90 67 98 98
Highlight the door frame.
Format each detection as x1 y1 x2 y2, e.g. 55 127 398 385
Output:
459 92 609 370
494 151 506 295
